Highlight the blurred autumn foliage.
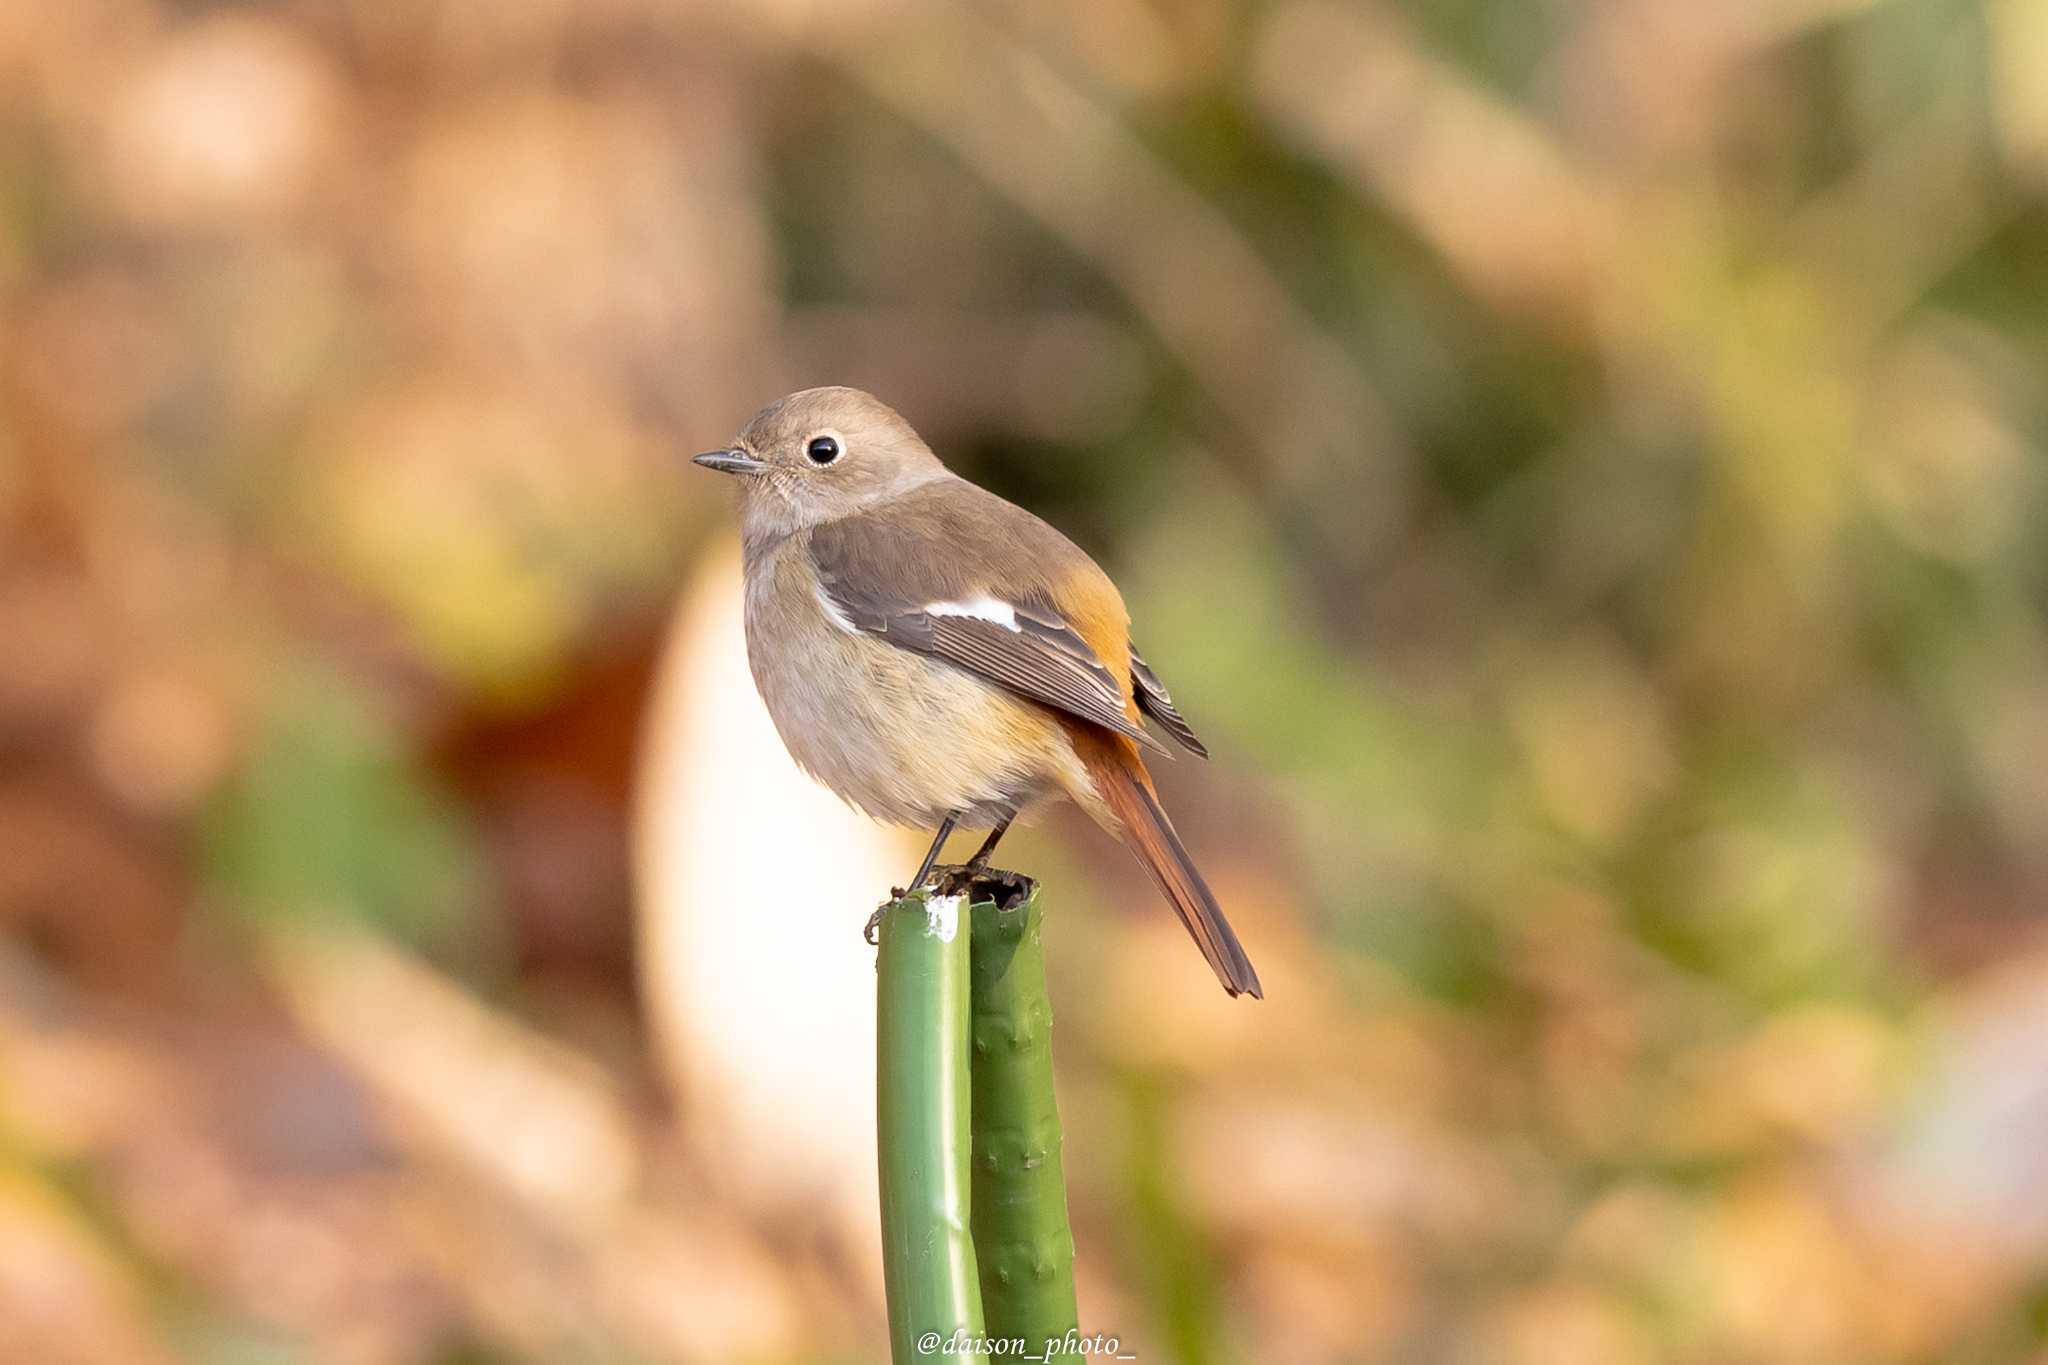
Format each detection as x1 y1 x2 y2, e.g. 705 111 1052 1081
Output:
5 1 2048 1363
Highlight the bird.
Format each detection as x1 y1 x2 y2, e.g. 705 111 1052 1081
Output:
692 386 1261 998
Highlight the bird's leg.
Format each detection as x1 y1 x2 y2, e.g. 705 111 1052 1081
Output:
964 815 1013 869
867 814 958 944
906 815 957 891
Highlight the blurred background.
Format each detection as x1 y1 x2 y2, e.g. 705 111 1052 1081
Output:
5 0 2048 1361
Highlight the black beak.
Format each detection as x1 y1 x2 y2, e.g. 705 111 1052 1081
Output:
692 448 768 475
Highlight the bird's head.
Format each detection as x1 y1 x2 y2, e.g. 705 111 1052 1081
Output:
693 386 948 543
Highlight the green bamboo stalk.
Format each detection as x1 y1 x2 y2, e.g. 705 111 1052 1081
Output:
968 875 1081 1363
876 883 988 1364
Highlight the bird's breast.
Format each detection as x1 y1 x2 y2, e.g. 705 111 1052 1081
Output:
740 538 1079 827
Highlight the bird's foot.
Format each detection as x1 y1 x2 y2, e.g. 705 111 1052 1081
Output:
867 874 935 944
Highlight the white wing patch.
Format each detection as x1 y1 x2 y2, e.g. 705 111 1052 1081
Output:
922 596 1022 632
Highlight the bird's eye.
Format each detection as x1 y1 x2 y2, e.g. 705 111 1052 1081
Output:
805 435 841 466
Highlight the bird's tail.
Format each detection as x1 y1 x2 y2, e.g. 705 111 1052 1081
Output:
1071 729 1263 999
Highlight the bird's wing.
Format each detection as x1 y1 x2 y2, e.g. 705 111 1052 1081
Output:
808 510 1169 754
1129 645 1209 758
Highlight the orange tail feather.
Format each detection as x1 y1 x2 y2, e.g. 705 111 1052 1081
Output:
1072 730 1263 999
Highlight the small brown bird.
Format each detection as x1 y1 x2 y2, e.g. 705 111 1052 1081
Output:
694 387 1261 998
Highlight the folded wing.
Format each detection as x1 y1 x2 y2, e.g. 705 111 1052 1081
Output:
1129 645 1209 758
809 517 1168 753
